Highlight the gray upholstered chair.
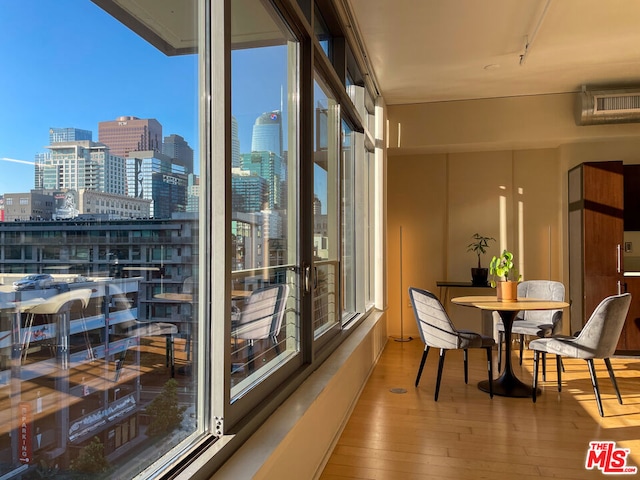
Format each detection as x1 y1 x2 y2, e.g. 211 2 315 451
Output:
232 284 289 372
530 293 631 417
494 280 565 377
409 287 495 401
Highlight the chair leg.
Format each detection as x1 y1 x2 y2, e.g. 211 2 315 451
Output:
532 351 539 403
463 349 469 384
485 346 494 398
542 352 547 382
497 331 503 373
248 340 255 373
435 349 446 402
587 359 604 417
519 334 524 365
415 345 429 387
556 354 562 392
604 358 623 405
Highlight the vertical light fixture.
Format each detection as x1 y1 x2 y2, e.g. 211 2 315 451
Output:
395 225 412 342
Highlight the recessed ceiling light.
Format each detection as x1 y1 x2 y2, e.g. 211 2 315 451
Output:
484 64 501 71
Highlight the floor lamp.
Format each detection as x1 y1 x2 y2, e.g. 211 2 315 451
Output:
395 225 412 342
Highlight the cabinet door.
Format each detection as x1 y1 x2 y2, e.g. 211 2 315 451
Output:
568 161 624 335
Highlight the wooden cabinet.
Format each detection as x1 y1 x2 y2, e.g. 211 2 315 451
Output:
568 161 625 341
620 277 640 352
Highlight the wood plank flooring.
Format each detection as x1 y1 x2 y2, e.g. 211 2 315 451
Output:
320 338 640 479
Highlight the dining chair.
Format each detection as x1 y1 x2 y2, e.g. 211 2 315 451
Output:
529 293 631 417
494 280 565 378
409 287 495 401
232 284 290 372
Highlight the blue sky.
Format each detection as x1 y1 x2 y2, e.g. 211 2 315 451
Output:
0 2 286 195
0 1 198 194
0 2 326 210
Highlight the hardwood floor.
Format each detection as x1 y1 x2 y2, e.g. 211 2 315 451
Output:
320 338 640 479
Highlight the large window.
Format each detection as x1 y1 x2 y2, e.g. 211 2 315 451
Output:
0 0 380 477
0 1 202 478
229 0 301 406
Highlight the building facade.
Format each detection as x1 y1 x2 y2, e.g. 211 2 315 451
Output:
125 150 187 218
49 127 92 144
250 110 283 156
3 191 55 222
98 116 163 158
36 141 126 195
162 134 194 174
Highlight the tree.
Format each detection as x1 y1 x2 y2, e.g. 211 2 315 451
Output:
146 378 187 436
70 436 109 474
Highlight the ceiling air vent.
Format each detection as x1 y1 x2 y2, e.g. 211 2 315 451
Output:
578 86 640 125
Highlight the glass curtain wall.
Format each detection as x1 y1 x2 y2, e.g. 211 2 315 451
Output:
0 1 204 478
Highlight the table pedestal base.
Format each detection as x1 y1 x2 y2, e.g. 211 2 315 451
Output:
478 371 541 398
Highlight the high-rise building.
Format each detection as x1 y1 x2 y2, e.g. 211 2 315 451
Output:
187 173 200 212
49 127 92 144
98 116 163 157
125 150 187 218
232 171 269 213
232 115 241 167
37 141 126 195
251 110 282 156
239 151 284 210
162 134 194 174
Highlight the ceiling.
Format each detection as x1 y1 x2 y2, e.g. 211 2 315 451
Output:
346 0 640 105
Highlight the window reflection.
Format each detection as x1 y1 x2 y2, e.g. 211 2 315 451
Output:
313 76 340 339
0 1 200 477
230 0 300 401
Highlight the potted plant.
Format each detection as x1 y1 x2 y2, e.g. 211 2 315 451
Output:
489 249 522 301
467 233 495 286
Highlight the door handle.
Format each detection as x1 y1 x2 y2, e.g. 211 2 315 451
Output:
304 265 311 293
617 244 622 273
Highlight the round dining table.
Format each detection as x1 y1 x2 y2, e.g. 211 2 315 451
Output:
451 295 570 397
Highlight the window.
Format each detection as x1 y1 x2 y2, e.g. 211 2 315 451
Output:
229 0 301 414
0 2 201 477
0 0 380 477
313 74 341 341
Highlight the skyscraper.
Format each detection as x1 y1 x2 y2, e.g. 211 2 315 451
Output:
162 133 194 173
251 110 283 156
239 151 284 210
98 116 163 157
125 150 187 218
231 115 241 168
49 127 92 144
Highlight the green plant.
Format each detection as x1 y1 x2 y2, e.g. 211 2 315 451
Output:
489 249 522 287
145 378 187 436
70 436 110 474
467 233 495 268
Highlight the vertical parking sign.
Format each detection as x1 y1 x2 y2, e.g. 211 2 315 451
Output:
18 403 32 464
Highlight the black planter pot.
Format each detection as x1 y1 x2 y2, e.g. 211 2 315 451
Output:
471 267 489 286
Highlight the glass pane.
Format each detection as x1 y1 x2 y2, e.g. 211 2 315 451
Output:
0 2 200 477
366 150 376 307
230 0 300 400
313 76 340 339
341 121 356 318
314 4 331 58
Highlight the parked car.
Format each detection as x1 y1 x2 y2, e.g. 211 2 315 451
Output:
13 274 54 291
